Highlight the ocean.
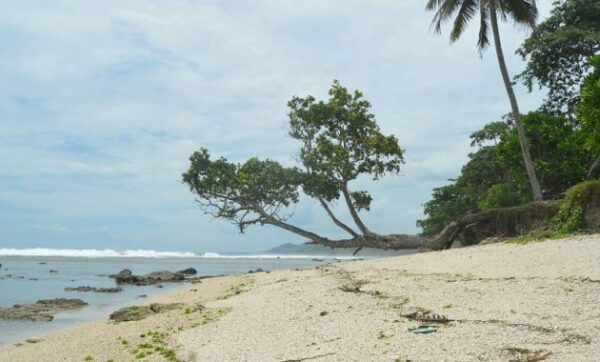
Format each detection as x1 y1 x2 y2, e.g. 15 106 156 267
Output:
0 249 345 346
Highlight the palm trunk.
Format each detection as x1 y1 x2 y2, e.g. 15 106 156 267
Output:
489 2 543 201
341 182 371 235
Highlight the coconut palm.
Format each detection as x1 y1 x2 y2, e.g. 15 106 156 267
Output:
427 0 543 200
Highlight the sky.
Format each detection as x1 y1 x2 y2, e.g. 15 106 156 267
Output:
0 1 553 253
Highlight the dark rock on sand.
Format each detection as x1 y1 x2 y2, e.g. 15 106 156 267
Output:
109 269 185 286
109 303 182 322
0 299 87 322
177 267 198 275
65 286 123 293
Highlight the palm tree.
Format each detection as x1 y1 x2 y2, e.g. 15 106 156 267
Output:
426 0 543 201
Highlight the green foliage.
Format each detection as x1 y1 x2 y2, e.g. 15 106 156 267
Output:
182 149 304 232
553 179 600 233
418 112 592 236
417 182 475 237
289 80 404 209
184 81 404 236
478 183 527 210
426 0 537 50
577 56 600 154
133 331 181 362
517 0 600 114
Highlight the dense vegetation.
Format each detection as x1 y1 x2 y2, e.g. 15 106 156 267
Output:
419 0 600 236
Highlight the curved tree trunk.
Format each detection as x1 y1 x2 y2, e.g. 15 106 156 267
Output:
341 182 371 235
318 198 359 237
489 2 543 201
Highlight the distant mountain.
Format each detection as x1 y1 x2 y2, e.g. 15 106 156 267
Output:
262 242 416 258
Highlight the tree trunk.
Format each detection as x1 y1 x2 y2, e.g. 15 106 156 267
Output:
307 233 427 250
262 216 332 245
489 2 543 201
341 183 371 235
318 198 359 237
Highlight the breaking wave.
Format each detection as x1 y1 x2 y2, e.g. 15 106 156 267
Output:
0 248 356 259
0 248 198 258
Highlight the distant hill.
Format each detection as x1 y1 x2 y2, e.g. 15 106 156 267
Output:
262 242 416 258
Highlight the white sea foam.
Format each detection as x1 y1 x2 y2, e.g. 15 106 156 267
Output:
0 248 197 258
0 248 356 259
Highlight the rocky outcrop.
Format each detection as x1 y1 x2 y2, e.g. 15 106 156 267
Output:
64 286 123 293
109 303 183 322
0 299 87 322
109 269 185 286
177 267 197 275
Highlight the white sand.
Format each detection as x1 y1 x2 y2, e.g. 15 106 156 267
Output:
1 235 599 361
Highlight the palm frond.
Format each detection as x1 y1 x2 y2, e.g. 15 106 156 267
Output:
450 0 479 42
428 0 464 35
497 0 538 28
477 1 491 51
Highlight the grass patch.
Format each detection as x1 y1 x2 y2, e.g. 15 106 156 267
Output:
217 280 251 300
133 331 181 362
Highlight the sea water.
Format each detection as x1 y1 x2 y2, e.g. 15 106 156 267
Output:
0 250 340 345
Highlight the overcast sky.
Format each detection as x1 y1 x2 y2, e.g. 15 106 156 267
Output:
0 1 552 253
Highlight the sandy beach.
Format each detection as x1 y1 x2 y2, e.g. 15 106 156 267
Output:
1 236 599 362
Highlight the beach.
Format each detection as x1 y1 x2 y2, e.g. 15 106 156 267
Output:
1 236 599 361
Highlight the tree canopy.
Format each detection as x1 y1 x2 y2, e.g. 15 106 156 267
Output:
184 82 426 251
418 112 593 236
516 0 600 115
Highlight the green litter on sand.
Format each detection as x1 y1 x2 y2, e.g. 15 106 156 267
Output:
408 325 439 334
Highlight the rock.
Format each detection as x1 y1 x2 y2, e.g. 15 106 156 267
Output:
320 311 328 316
248 268 267 274
0 299 87 322
26 339 43 344
177 267 197 275
109 269 185 286
312 258 324 262
584 203 600 232
38 262 47 265
64 286 123 293
29 278 38 281
109 269 133 283
49 270 58 273
109 303 182 322
137 295 147 298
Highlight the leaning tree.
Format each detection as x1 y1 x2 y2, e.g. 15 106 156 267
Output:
183 81 446 252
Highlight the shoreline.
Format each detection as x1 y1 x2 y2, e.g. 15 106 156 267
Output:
1 235 599 361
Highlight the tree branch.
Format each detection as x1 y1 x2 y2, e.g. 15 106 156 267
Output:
341 182 371 235
261 214 331 245
318 197 359 237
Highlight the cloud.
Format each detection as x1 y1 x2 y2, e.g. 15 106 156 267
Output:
0 0 552 251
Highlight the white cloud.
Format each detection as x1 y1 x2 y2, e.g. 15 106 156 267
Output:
0 0 552 251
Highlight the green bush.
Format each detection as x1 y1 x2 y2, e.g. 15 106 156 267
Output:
553 179 600 233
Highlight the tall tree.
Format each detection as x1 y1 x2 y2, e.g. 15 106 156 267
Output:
517 0 600 116
426 0 544 200
418 112 592 236
183 82 431 251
